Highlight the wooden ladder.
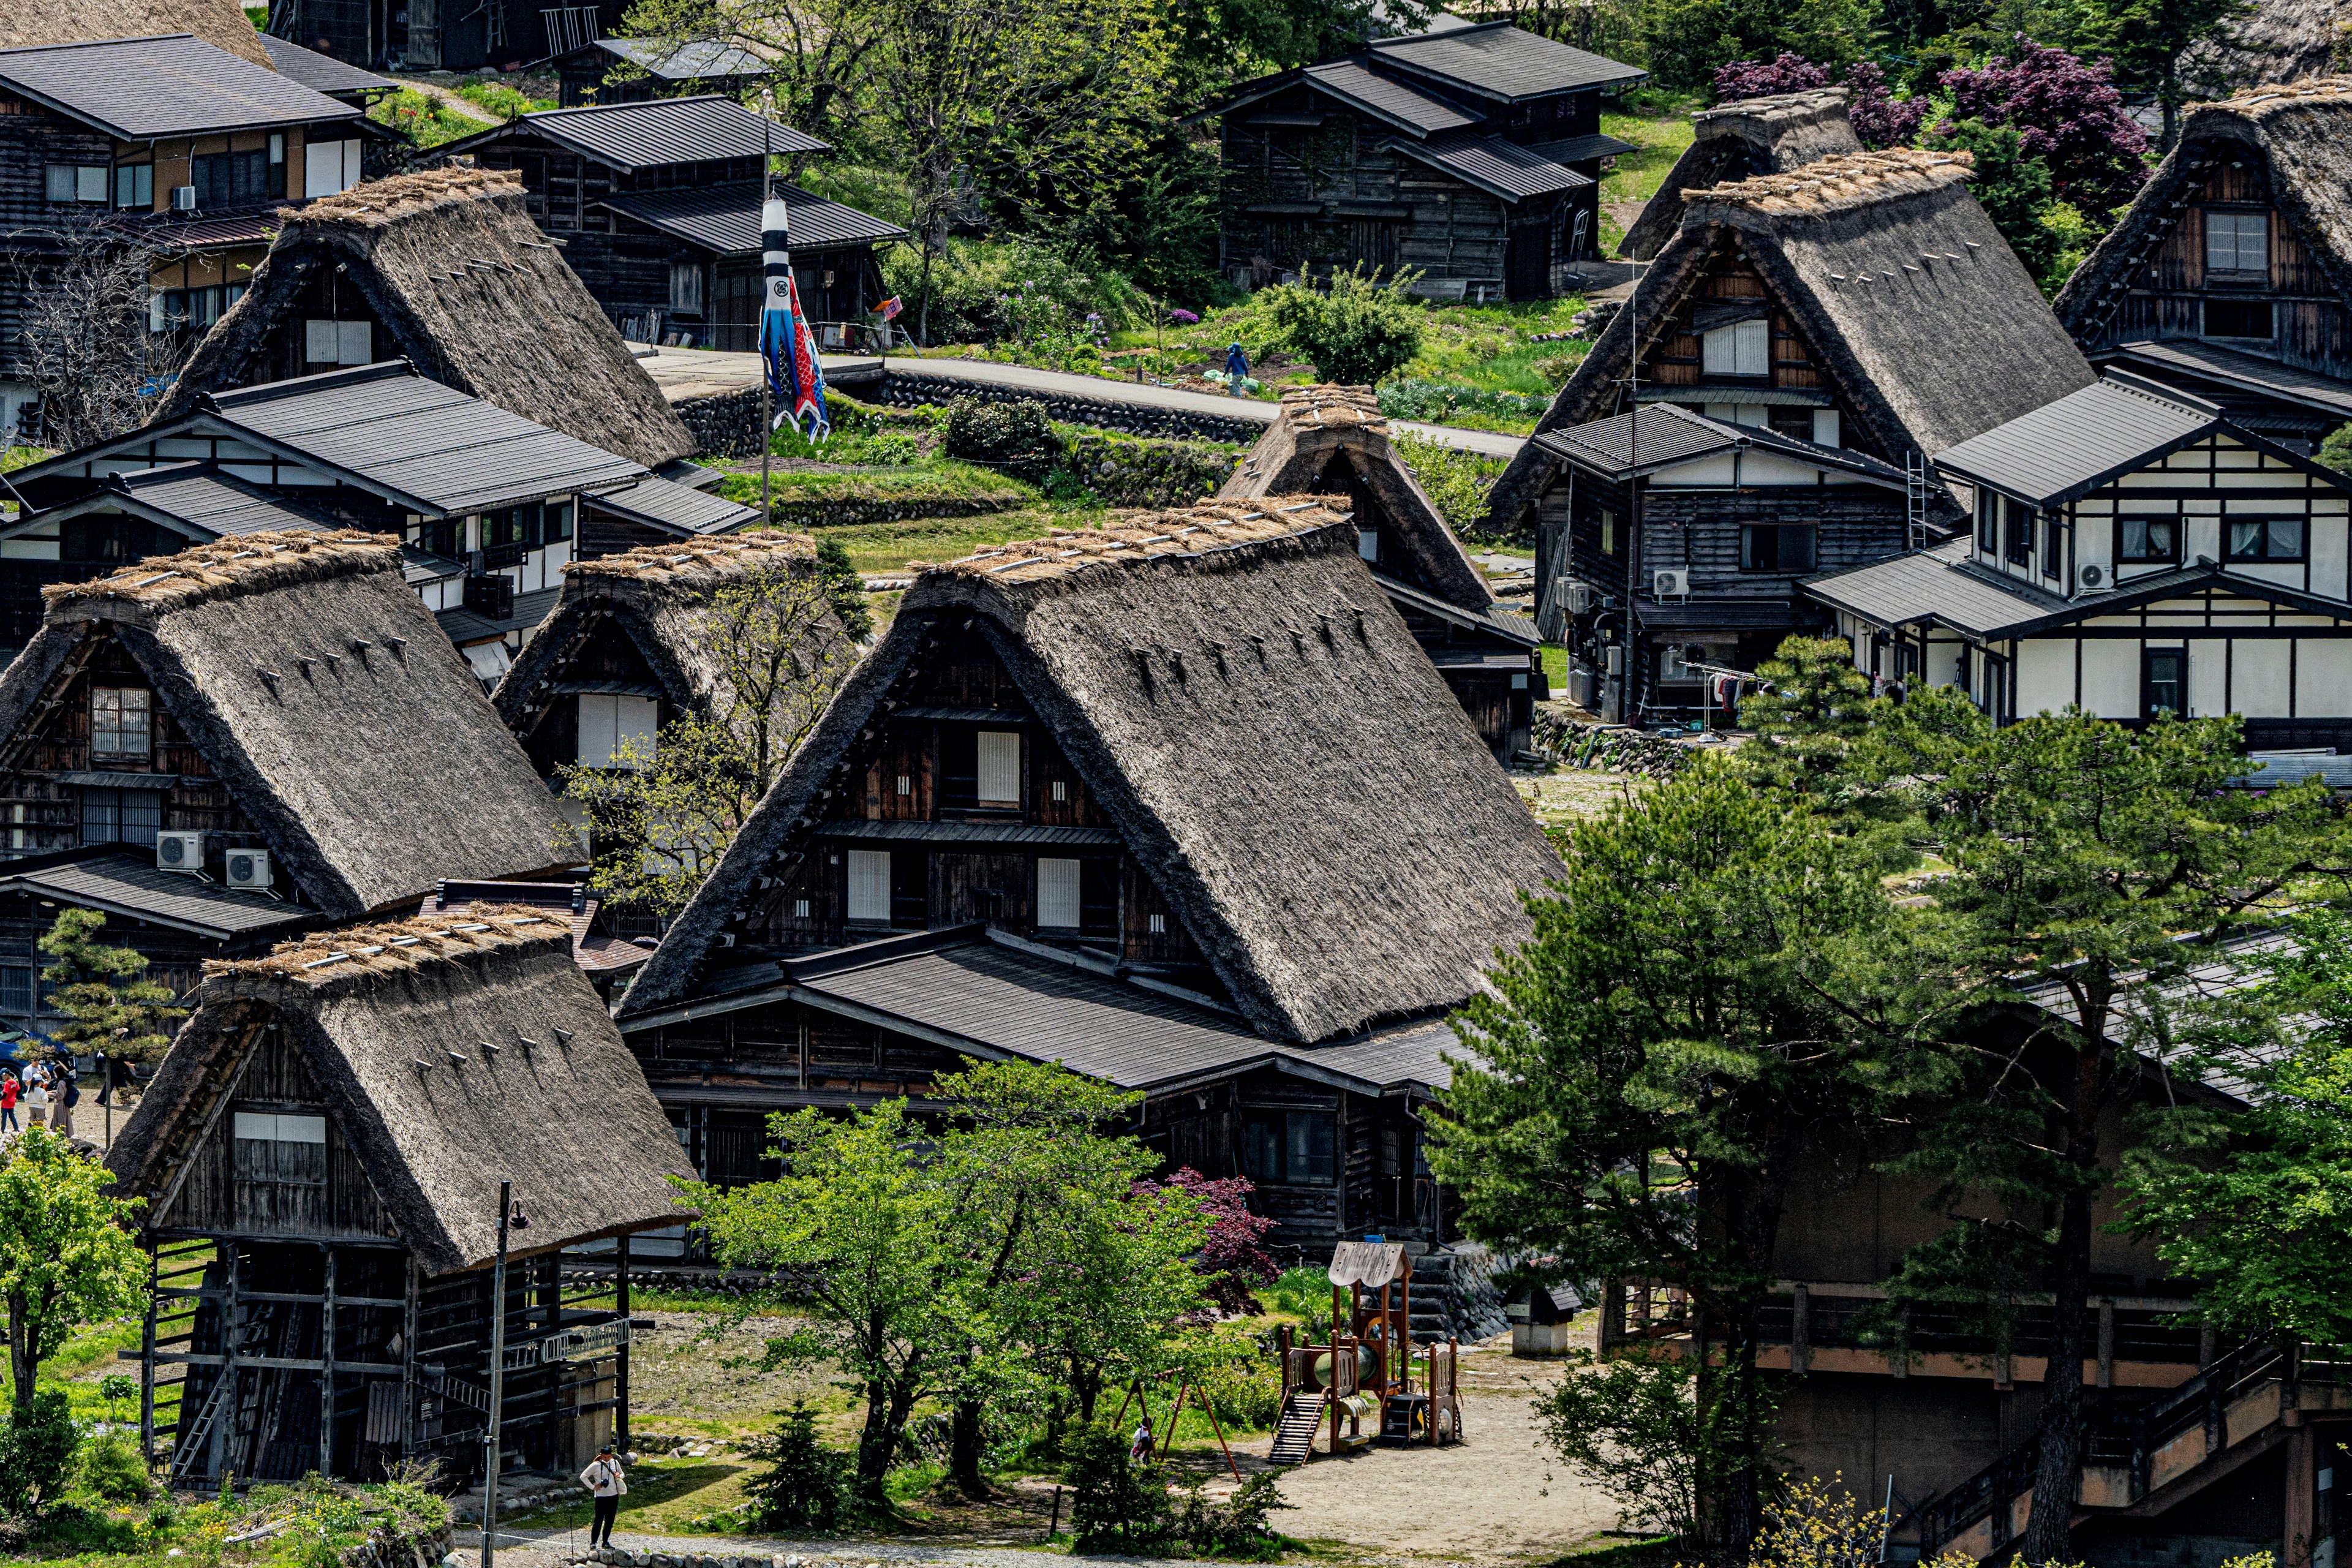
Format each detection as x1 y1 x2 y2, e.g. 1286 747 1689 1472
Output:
1267 1391 1327 1466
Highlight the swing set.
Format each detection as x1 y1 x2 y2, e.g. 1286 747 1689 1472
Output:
1110 1366 1243 1480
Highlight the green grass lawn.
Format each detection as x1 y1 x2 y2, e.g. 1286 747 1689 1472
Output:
1600 103 1700 254
707 461 1030 509
809 507 1098 576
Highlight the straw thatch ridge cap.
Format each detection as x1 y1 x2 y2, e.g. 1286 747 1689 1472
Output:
162 167 694 469
42 529 394 620
1276 384 1385 431
1686 147 1973 219
564 531 816 586
918 499 1350 587
1619 87 1862 260
2190 72 2352 111
210 903 568 989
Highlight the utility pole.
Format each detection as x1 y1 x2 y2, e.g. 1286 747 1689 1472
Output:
481 1180 514 1568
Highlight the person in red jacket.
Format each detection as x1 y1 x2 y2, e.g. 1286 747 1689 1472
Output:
1 1072 20 1133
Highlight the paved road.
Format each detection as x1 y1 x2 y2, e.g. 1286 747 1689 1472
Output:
634 349 1526 459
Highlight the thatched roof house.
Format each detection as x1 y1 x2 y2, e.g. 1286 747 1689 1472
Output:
0 0 274 67
492 533 840 779
622 497 1562 1044
2051 78 2352 451
1488 148 2097 535
1618 87 1862 261
109 904 693 1273
2182 0 2347 96
1218 386 1542 759
163 167 695 470
0 531 571 916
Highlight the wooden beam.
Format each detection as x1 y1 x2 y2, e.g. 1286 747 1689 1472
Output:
148 1352 402 1373
318 1246 336 1477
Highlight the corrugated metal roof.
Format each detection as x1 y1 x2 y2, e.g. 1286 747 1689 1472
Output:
811 821 1123 846
503 95 825 171
1294 1016 1464 1090
1932 375 2220 508
1302 60 1474 133
600 181 908 255
588 36 767 80
1532 402 1735 475
1368 22 1645 100
1803 538 2070 637
0 853 311 938
107 465 338 537
1386 131 1590 200
799 939 1273 1090
259 34 396 96
2110 337 2352 417
1527 130 1640 163
586 473 759 535
206 363 646 516
108 209 285 252
0 33 361 138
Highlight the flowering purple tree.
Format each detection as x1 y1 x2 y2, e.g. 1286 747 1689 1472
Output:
1713 56 1923 150
1132 1167 1278 1314
1939 37 2149 216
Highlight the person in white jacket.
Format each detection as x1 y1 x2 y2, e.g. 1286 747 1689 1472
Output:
580 1442 627 1548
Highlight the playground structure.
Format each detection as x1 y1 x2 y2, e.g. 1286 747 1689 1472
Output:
1270 1240 1464 1464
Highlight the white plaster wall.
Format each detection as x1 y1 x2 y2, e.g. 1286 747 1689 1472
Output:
2079 640 2141 718
2230 640 2294 717
2018 638 2075 715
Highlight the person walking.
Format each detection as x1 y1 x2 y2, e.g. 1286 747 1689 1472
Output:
51 1060 76 1139
23 1072 48 1130
1 1072 20 1134
580 1442 627 1549
1224 342 1250 398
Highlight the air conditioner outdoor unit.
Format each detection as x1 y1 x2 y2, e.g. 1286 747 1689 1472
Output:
154 831 204 873
1565 581 1597 616
2079 563 2111 590
1653 568 1691 599
224 847 272 891
170 186 198 212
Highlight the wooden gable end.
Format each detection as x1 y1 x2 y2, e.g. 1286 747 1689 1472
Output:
518 609 669 775
741 621 1216 984
151 1017 402 1245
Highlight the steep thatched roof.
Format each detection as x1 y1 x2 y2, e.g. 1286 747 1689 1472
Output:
2184 1 2347 96
0 2 273 67
163 168 693 469
1619 88 1862 261
2055 78 2352 353
1218 385 1492 612
625 498 1566 1044
107 906 695 1273
492 532 826 733
1490 148 2096 529
0 531 571 918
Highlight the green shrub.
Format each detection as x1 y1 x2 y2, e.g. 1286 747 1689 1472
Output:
942 399 1056 481
1261 265 1428 387
1198 1351 1284 1430
1065 1422 1170 1551
96 1374 135 1403
815 535 873 641
2322 422 2352 473
744 1403 848 1529
0 1389 79 1513
1174 1471 1291 1558
1396 433 1509 537
78 1432 148 1504
1267 1265 1333 1324
454 81 551 120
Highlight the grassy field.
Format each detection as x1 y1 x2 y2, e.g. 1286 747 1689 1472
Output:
1599 102 1700 253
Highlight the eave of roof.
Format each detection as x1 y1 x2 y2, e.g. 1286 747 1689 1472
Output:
1364 21 1647 101
0 849 312 940
1373 570 1540 646
597 181 909 257
2105 338 2352 420
1382 132 1590 201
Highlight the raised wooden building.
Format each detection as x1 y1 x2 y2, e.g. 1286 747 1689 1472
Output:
612 498 1564 1253
107 907 694 1484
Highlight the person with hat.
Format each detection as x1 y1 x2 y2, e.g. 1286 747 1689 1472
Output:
580 1442 627 1548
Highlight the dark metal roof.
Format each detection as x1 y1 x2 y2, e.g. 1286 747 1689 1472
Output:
88 464 339 537
436 584 562 646
1303 60 1474 134
0 33 361 139
258 34 396 96
1295 1016 1463 1091
1366 22 1646 100
0 851 311 940
401 545 466 584
1527 130 1640 164
1385 131 1590 201
108 209 286 253
201 362 647 516
1533 402 1737 475
1374 571 1540 648
1802 539 2068 638
599 180 908 255
582 36 767 80
584 473 760 535
454 94 825 172
2107 338 2352 418
810 821 1123 847
1931 374 2222 508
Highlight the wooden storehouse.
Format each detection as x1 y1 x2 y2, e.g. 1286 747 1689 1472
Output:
1491 149 2098 721
268 0 624 77
2054 78 2352 454
1217 386 1543 758
257 36 398 107
0 361 744 673
0 531 573 1031
1188 24 1645 300
1806 372 2352 744
106 907 694 1484
612 498 1564 1253
552 37 766 107
439 100 904 346
0 32 372 442
1616 87 1860 260
492 535 842 786
162 167 697 473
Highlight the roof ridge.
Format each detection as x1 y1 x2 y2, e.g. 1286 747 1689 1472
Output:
44 529 398 615
209 359 417 406
566 530 816 584
209 903 568 988
526 92 734 118
0 31 199 56
919 498 1351 585
1687 146 1973 216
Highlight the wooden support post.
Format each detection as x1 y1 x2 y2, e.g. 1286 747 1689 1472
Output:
615 1234 631 1455
2097 1298 2115 1390
2287 1423 2317 1568
2286 1341 2306 1429
1890 1305 1909 1379
399 1254 418 1457
1159 1379 1188 1461
318 1246 336 1479
211 1245 238 1483
2199 1323 2217 1370
1400 1267 1412 1394
1790 1284 1810 1377
1197 1381 1240 1481
140 1240 157 1467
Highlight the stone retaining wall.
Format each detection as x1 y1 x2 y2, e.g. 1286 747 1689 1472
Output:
340 1520 451 1568
672 388 769 461
873 366 1267 443
761 493 1028 528
1063 432 1243 508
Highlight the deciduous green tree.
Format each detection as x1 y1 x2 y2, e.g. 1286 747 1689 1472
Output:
1260 265 1427 388
0 1127 147 1415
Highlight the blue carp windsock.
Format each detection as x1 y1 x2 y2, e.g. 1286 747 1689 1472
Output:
759 195 829 440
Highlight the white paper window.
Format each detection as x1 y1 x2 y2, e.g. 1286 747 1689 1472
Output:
304 139 361 199
233 1111 326 1144
578 693 658 768
305 319 370 364
1811 409 1840 447
1358 528 1379 561
1036 858 1082 928
2206 210 2267 274
91 687 150 757
976 729 1020 802
1701 318 1769 377
846 849 891 922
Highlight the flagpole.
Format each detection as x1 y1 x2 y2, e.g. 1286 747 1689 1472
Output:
760 99 774 529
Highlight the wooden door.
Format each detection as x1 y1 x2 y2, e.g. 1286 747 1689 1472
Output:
1506 220 1551 301
407 0 440 67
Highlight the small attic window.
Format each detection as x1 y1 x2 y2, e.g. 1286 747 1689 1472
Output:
976 730 1021 804
91 687 150 759
234 1109 327 1196
1702 320 1770 378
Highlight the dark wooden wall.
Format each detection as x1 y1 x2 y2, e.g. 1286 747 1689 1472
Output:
0 106 120 382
